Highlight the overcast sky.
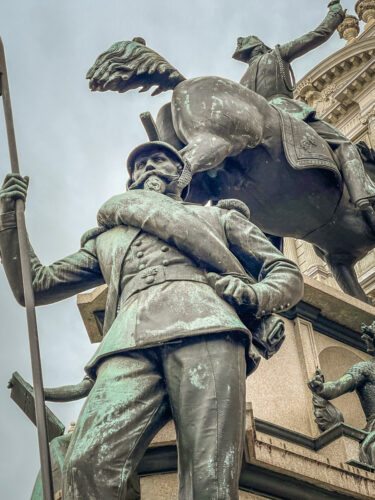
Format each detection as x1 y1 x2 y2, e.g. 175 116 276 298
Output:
0 0 359 497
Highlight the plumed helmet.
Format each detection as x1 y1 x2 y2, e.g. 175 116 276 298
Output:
126 141 184 190
232 35 271 62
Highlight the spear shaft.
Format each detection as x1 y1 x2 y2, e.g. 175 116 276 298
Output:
0 38 53 500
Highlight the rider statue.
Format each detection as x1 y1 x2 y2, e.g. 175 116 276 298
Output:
233 0 375 211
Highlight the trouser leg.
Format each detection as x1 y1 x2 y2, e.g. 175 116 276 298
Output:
309 120 375 208
163 333 247 500
62 351 171 499
31 434 72 499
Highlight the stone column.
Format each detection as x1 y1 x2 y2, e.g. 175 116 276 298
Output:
294 240 339 288
337 14 360 44
355 0 375 28
367 107 375 150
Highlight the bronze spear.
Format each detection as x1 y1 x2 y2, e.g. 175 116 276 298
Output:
0 38 53 500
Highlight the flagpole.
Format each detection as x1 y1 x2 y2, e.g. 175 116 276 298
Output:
0 37 53 500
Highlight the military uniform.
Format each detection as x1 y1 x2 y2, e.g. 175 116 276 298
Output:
234 4 375 207
0 193 303 499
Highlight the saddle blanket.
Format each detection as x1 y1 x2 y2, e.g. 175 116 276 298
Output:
272 105 340 180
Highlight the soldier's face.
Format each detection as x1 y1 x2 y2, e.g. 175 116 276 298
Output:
133 151 180 185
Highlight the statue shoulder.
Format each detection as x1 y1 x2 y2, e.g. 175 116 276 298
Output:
80 227 107 248
216 199 250 220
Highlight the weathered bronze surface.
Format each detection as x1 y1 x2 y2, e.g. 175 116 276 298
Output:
0 38 54 500
308 322 375 467
86 1 375 304
0 140 303 498
8 371 66 441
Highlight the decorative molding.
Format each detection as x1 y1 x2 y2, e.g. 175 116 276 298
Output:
361 104 375 124
338 15 360 44
355 0 375 25
282 302 368 353
347 459 374 473
254 418 367 452
295 38 375 96
137 444 365 500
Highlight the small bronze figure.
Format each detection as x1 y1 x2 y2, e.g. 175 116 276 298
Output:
308 322 375 467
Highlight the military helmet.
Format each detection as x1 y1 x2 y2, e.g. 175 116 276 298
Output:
232 35 271 62
126 141 184 190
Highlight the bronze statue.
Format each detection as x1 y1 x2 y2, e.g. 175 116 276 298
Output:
0 142 303 498
308 322 375 467
233 0 375 212
86 0 375 304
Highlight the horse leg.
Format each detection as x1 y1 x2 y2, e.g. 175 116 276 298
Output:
180 134 236 173
326 260 371 304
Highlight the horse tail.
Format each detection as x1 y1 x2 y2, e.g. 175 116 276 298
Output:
86 39 186 96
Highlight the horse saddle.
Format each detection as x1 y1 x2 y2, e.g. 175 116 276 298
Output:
272 106 340 180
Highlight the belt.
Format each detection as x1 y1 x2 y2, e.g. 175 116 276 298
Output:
119 263 208 307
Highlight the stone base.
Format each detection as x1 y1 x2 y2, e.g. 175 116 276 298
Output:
140 474 263 499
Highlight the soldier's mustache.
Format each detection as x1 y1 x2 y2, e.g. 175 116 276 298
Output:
130 169 179 190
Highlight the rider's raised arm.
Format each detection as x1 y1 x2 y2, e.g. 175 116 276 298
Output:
279 1 345 63
308 361 369 399
0 174 104 306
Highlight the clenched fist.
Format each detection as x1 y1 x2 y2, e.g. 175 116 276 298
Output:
207 273 257 310
308 369 326 395
0 173 29 212
328 0 346 22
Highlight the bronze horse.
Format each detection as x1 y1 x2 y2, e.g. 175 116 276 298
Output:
87 40 375 303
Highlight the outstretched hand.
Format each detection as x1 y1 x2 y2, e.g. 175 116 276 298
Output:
0 173 29 212
328 0 346 20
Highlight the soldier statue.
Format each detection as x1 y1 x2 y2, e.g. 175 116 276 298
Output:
233 0 375 211
0 141 303 499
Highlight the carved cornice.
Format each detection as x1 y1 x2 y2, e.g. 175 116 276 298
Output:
361 104 375 123
255 418 367 451
296 53 375 125
137 445 362 499
295 38 375 101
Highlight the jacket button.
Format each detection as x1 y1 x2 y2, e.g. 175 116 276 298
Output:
134 240 142 246
139 264 146 270
136 251 144 258
261 310 266 315
272 307 276 312
286 303 290 308
145 276 154 284
161 246 169 252
163 260 169 266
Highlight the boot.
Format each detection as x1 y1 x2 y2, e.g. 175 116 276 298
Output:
336 142 375 209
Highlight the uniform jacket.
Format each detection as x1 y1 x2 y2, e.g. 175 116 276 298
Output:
239 7 344 121
0 191 303 375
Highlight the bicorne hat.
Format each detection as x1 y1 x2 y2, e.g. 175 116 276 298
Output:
232 35 271 63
